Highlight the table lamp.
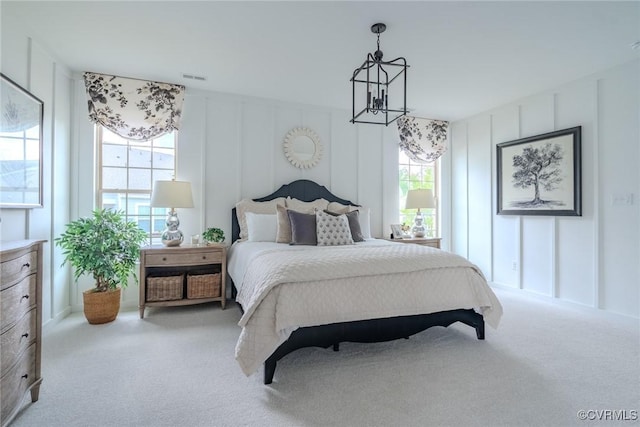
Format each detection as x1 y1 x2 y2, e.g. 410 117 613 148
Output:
150 180 194 246
405 189 435 238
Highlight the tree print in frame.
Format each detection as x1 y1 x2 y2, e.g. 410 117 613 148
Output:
497 126 581 216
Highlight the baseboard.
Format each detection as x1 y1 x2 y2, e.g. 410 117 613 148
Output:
42 306 72 335
490 282 639 321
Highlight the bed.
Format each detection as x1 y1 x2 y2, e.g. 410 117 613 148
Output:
228 180 502 384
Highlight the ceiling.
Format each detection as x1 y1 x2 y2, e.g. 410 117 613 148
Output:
3 1 639 121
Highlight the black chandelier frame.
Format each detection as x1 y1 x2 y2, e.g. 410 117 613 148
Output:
350 23 409 126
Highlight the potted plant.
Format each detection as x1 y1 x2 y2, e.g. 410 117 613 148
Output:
202 227 225 245
56 209 148 324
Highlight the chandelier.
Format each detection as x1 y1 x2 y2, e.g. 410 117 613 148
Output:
351 23 408 126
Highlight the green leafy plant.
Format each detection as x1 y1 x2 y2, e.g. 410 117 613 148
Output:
55 209 148 292
202 227 225 243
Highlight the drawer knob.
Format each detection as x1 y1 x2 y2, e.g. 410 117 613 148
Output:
21 295 30 301
22 262 31 268
162 257 167 261
22 374 28 379
202 256 207 260
22 333 29 339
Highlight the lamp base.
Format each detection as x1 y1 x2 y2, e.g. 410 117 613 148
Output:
161 210 184 247
161 230 184 246
412 209 426 238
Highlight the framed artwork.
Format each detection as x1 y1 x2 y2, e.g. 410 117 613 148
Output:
497 126 581 216
390 224 410 239
0 73 44 208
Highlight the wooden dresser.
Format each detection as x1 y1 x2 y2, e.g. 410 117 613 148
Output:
1 240 45 427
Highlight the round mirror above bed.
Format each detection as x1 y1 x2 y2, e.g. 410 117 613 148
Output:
283 127 323 169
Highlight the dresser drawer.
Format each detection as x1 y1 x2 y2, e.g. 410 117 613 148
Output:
144 251 222 267
0 250 37 290
0 343 36 423
1 309 37 377
1 275 37 333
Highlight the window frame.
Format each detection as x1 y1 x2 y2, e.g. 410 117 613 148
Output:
95 126 177 246
398 150 439 238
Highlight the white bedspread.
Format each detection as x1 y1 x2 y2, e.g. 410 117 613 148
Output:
228 240 502 376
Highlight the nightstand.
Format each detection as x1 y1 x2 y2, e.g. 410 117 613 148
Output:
384 237 441 249
138 244 226 318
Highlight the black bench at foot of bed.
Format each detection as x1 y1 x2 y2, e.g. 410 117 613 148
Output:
263 309 485 384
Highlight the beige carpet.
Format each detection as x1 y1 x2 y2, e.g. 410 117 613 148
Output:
9 287 640 427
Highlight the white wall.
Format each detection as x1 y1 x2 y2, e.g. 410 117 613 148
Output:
0 10 73 327
8 4 635 320
448 59 639 318
71 87 402 310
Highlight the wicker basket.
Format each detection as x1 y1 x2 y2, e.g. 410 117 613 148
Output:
83 287 121 324
187 273 221 299
147 274 183 301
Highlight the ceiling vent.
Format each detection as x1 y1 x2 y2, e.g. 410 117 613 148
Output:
182 73 207 81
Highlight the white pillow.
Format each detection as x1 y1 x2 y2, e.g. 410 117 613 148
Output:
315 210 354 246
245 213 278 242
235 198 285 240
357 207 371 239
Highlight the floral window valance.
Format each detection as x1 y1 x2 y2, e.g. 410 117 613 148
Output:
396 116 449 163
83 72 185 141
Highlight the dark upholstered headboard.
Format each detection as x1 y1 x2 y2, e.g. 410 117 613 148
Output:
231 180 357 242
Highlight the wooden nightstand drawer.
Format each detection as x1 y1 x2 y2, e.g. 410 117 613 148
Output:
144 251 222 267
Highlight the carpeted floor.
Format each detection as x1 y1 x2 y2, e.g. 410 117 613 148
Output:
9 287 640 427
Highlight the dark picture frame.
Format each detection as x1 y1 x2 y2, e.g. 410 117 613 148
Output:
497 126 581 216
0 73 44 208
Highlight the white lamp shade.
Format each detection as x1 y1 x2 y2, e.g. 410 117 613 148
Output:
150 180 194 208
405 189 436 210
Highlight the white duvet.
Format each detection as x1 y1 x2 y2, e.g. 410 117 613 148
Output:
228 239 503 376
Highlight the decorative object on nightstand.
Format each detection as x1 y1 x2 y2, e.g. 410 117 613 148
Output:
55 209 147 324
390 224 410 239
202 227 225 245
405 189 436 238
151 179 194 246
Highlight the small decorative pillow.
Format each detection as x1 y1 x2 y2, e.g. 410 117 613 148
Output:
235 198 285 240
275 204 292 243
245 213 278 242
287 210 317 245
316 210 354 246
326 202 371 239
277 205 321 243
323 209 364 242
286 197 329 212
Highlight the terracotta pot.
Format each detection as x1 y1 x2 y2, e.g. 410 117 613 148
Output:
82 287 121 324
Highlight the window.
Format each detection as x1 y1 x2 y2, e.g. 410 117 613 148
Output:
97 127 176 246
399 149 438 237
